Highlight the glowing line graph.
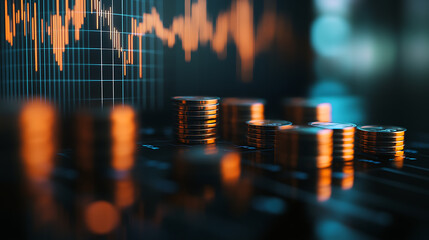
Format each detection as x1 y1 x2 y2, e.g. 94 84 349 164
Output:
4 0 280 81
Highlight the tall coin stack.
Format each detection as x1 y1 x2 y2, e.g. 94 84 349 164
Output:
246 120 292 149
309 122 356 162
275 126 333 169
283 98 332 124
173 96 220 145
221 98 265 144
356 125 406 158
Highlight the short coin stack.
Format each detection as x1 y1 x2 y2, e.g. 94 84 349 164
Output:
356 125 406 158
173 96 220 145
283 98 332 124
275 126 333 169
309 122 356 162
246 120 292 149
221 98 265 144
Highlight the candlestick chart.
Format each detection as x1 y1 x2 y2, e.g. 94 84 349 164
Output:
1 0 282 110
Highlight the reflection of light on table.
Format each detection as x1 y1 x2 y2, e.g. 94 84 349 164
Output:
317 168 332 202
340 164 354 190
115 177 136 209
221 152 241 186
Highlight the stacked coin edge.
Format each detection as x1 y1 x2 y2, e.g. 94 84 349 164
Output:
173 96 220 145
247 120 292 149
309 122 356 162
221 98 265 144
283 98 332 124
275 126 334 169
356 125 406 158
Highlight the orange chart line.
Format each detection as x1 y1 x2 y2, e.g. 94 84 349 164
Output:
4 0 279 81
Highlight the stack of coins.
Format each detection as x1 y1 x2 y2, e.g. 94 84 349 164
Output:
246 120 292 149
283 98 332 124
173 96 220 145
309 122 356 161
74 106 138 174
275 126 333 169
221 98 265 144
356 125 406 158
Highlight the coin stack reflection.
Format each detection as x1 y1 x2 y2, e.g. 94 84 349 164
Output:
173 96 220 145
75 106 137 174
174 146 241 187
221 98 265 144
356 125 406 158
247 120 292 149
275 126 333 169
283 98 331 124
310 122 356 161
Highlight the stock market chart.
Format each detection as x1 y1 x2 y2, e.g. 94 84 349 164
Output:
1 1 429 240
1 0 289 111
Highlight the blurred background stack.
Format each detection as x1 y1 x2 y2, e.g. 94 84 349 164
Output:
221 98 265 144
73 106 138 174
282 98 332 124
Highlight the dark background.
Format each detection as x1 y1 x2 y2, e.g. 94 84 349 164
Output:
164 0 429 132
1 0 429 131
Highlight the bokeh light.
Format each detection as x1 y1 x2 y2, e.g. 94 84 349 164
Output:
85 201 119 235
311 15 351 57
314 0 352 15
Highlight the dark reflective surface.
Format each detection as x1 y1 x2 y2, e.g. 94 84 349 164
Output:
0 102 429 240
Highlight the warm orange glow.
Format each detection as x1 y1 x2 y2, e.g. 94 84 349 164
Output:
317 168 332 202
4 0 285 81
12 2 16 37
315 103 332 122
392 156 404 169
20 100 56 181
334 150 354 161
341 165 354 190
115 177 136 209
203 144 219 155
111 106 137 171
249 104 265 120
4 0 85 72
84 201 119 235
221 152 241 185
